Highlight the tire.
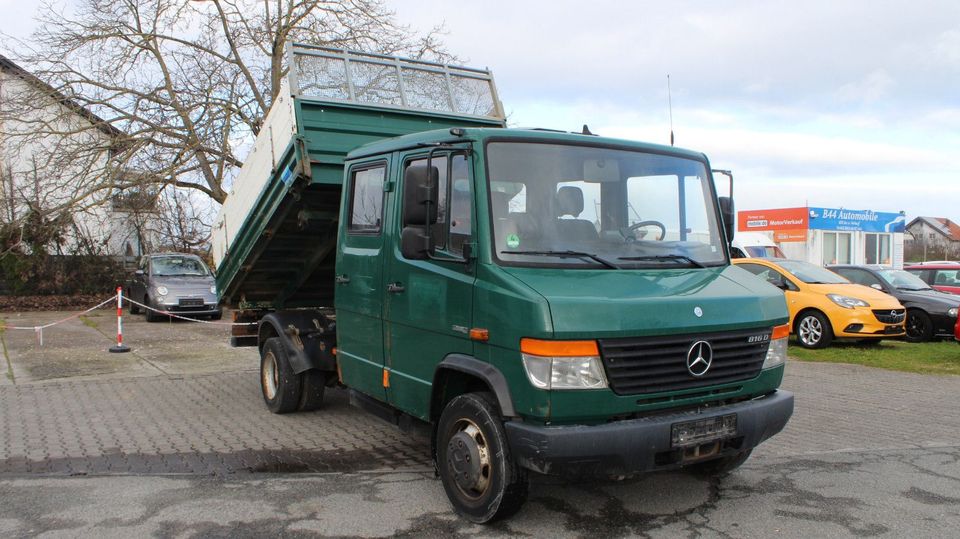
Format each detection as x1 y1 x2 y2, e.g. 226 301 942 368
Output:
436 392 528 523
145 296 163 322
297 370 327 412
260 337 303 414
688 449 753 476
128 290 141 315
795 311 833 349
905 310 933 343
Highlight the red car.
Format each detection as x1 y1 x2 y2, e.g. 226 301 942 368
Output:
955 317 959 344
905 263 960 295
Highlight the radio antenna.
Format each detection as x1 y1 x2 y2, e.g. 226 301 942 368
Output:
667 74 675 146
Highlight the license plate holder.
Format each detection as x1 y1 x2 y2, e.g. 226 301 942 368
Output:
179 298 203 307
671 414 737 448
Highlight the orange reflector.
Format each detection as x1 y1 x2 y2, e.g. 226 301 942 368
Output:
382 369 390 388
520 338 599 357
331 347 337 356
772 323 791 340
469 328 490 341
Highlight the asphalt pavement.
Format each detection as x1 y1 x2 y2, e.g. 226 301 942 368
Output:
1 309 959 537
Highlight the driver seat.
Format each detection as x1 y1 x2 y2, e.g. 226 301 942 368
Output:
555 186 599 242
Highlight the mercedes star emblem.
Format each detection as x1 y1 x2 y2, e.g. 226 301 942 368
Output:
686 340 713 377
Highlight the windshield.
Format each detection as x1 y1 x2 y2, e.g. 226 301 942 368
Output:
878 269 932 290
745 245 786 258
151 256 210 277
776 260 849 284
486 142 726 268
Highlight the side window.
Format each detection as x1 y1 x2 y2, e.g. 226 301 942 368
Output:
448 154 472 255
739 264 795 291
935 270 959 285
404 153 474 257
348 164 386 234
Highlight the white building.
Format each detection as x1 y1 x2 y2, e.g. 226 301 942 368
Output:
0 54 153 261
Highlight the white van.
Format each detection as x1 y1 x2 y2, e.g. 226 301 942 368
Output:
731 232 786 259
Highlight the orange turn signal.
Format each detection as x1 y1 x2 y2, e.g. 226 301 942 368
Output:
772 324 791 340
520 338 599 357
382 369 390 388
469 328 490 341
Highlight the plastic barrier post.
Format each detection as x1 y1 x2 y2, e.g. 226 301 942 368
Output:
109 286 131 353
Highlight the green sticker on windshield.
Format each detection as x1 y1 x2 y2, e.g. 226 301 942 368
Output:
506 234 520 249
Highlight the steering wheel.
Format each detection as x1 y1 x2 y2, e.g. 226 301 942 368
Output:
624 220 666 241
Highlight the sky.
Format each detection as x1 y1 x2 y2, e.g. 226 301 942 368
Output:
2 0 958 219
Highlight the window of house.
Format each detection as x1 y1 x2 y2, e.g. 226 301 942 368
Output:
864 233 892 265
822 232 852 264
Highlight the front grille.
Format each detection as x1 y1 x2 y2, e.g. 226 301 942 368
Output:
598 328 771 396
872 309 905 324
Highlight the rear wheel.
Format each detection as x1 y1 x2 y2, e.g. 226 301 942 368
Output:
688 449 753 476
260 337 302 414
796 311 833 349
436 392 528 523
905 310 933 343
128 290 141 315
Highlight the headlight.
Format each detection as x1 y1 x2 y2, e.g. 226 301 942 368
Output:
827 294 870 309
520 339 608 390
949 308 958 318
155 286 169 297
210 285 217 294
762 324 791 369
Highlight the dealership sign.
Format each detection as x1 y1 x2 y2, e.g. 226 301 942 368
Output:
737 207 808 242
807 207 906 233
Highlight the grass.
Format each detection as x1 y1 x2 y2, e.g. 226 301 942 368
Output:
788 337 960 376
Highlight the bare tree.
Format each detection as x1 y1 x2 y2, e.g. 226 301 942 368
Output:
1 0 452 210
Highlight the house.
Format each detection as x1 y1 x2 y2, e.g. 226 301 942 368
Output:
0 54 154 263
904 216 960 262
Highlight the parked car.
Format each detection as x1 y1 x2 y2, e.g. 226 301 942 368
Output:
904 262 960 295
829 265 959 342
730 232 786 259
733 258 905 348
956 317 960 344
127 253 221 322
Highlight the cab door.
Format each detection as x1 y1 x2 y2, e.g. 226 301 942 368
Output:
334 158 391 401
383 151 476 419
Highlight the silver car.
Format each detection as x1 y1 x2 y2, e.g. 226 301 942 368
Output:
127 253 222 321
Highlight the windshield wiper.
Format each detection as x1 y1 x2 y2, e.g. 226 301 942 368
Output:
897 286 933 291
617 254 705 268
502 250 621 269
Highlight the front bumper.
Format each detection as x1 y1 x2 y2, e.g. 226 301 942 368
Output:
156 301 220 315
505 390 793 477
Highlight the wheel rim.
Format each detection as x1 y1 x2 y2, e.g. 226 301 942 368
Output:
446 418 492 499
262 351 279 400
906 313 925 339
798 316 822 345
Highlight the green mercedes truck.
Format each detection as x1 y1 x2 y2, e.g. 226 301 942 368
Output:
212 45 793 522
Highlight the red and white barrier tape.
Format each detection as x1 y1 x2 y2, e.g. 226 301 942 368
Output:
0 292 256 348
124 297 257 326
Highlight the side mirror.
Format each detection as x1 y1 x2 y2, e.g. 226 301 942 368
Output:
400 227 431 260
719 196 735 244
402 165 439 226
871 283 883 290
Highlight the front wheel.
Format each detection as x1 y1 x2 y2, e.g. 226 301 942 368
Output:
905 310 933 343
796 311 833 349
436 392 528 523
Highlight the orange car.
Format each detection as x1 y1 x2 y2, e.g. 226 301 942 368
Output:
732 258 906 348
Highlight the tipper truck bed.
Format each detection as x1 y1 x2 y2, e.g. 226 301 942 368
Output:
212 44 794 523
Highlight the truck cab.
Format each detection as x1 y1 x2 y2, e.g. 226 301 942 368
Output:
213 45 793 523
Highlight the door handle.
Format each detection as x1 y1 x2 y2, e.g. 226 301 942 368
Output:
335 274 350 284
387 282 405 293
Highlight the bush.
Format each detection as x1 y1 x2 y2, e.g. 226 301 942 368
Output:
0 253 127 296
